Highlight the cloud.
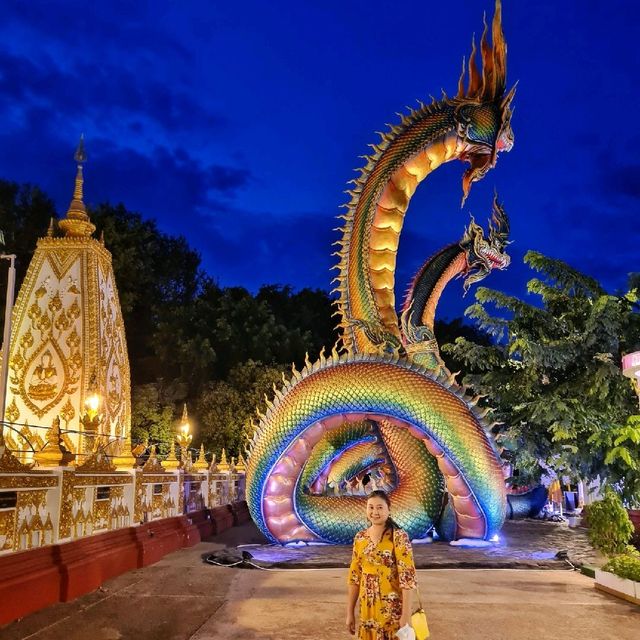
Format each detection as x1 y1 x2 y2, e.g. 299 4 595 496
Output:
0 49 226 140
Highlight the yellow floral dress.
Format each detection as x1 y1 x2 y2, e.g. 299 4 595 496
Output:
348 527 417 640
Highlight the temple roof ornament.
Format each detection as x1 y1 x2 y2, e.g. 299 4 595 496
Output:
58 136 97 238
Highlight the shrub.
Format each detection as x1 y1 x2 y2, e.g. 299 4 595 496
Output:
587 489 634 555
602 546 640 582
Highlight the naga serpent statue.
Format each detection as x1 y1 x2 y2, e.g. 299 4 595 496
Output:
246 1 532 544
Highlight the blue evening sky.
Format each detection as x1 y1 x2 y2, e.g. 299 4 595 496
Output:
0 0 637 319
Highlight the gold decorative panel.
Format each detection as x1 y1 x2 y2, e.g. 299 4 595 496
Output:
58 470 75 539
3 235 131 460
0 509 16 550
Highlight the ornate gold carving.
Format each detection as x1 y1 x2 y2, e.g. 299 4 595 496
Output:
34 416 74 467
16 489 47 511
134 470 143 523
148 483 175 520
193 444 208 471
10 276 81 418
73 474 131 486
92 498 110 531
141 475 172 484
58 470 75 539
47 248 83 280
75 451 116 473
0 444 35 472
61 432 76 455
177 472 184 514
0 474 58 489
142 445 165 473
6 212 131 464
60 398 75 424
5 398 20 424
0 509 16 550
161 441 179 470
218 449 230 472
17 517 31 549
112 436 136 469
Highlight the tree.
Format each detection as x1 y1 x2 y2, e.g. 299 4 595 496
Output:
0 180 57 326
130 384 176 455
256 285 339 363
196 360 287 458
434 317 492 375
90 203 205 384
443 251 640 504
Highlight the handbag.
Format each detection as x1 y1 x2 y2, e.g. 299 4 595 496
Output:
392 528 430 640
411 595 429 640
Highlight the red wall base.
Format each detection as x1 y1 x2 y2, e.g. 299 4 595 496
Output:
56 527 140 601
0 503 251 626
210 505 234 534
189 509 215 539
629 510 640 539
0 546 61 625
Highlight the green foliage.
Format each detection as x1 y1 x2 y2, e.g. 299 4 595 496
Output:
434 318 492 374
587 490 634 556
196 360 287 457
90 203 206 386
602 546 640 582
0 180 56 326
443 251 640 502
130 384 176 455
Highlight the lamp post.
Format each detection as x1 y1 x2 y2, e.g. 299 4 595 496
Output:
175 403 192 469
0 253 16 435
80 375 103 458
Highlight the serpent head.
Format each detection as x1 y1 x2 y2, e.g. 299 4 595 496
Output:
452 1 516 204
459 194 511 294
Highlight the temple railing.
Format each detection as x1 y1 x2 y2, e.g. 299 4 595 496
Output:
0 437 245 555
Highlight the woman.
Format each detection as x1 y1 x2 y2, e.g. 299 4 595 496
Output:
346 490 417 639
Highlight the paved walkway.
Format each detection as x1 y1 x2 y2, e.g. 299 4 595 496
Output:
2 523 636 640
236 519 602 570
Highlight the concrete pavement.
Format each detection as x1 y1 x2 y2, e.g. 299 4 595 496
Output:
2 523 637 640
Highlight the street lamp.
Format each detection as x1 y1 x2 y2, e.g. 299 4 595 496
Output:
80 374 103 456
176 403 192 469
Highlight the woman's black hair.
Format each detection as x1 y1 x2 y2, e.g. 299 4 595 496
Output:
367 490 399 533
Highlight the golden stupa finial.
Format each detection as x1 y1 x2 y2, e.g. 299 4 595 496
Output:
47 217 55 237
194 443 208 471
218 448 230 472
181 403 188 423
59 135 96 238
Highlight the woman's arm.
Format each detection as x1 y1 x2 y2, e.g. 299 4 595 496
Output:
400 587 413 628
346 583 359 634
346 537 362 635
395 529 418 628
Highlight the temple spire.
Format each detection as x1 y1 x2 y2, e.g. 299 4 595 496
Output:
59 135 96 238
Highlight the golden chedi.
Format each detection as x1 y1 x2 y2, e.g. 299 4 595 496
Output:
3 138 134 466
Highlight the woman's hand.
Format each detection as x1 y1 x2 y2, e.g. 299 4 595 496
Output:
346 611 356 635
399 610 411 630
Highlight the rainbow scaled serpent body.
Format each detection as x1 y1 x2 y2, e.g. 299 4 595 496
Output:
246 1 518 544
